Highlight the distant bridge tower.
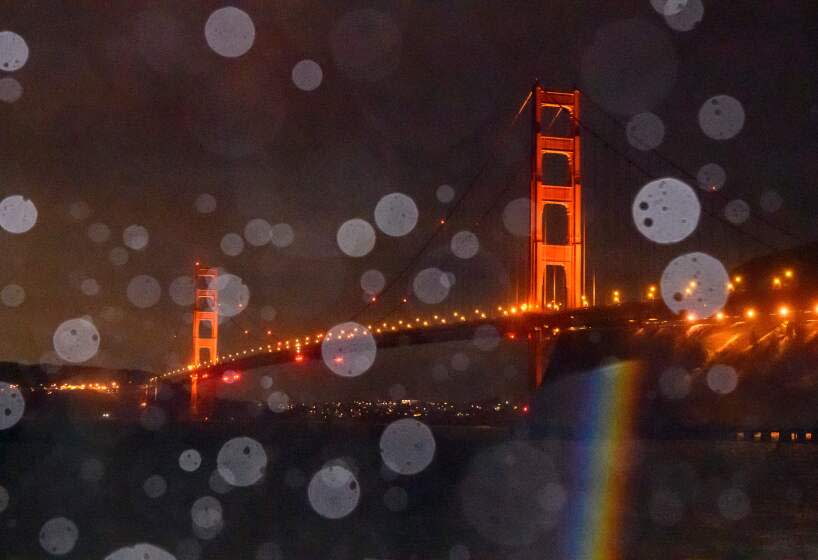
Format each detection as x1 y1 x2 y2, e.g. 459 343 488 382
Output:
192 263 218 365
529 85 584 309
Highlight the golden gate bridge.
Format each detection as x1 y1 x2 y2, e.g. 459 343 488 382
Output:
147 84 808 408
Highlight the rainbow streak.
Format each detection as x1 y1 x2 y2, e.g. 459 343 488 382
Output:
565 360 642 560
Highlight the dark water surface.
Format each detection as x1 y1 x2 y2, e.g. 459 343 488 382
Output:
3 406 818 559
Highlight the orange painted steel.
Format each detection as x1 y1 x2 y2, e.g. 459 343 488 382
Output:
192 265 219 365
529 85 584 309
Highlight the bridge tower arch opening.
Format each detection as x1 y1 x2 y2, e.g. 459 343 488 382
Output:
529 86 584 309
192 264 219 365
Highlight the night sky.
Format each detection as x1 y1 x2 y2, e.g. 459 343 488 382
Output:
0 1 816 371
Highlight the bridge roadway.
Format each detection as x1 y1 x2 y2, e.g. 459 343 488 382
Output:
152 302 680 386
146 300 818 434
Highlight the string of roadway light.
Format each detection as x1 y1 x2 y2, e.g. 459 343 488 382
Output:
157 299 608 382
157 306 506 381
154 269 815 383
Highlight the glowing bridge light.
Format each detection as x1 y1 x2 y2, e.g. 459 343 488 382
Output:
778 305 790 318
773 277 782 287
745 308 756 319
686 312 697 322
715 311 725 321
784 269 794 278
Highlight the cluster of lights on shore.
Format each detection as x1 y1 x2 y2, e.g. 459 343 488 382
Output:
153 266 813 382
32 382 119 393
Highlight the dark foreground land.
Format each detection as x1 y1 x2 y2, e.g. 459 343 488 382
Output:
4 396 818 560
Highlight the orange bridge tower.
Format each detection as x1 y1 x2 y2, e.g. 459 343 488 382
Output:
529 85 585 309
192 263 218 365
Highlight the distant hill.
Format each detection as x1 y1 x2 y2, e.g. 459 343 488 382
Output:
727 242 818 310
